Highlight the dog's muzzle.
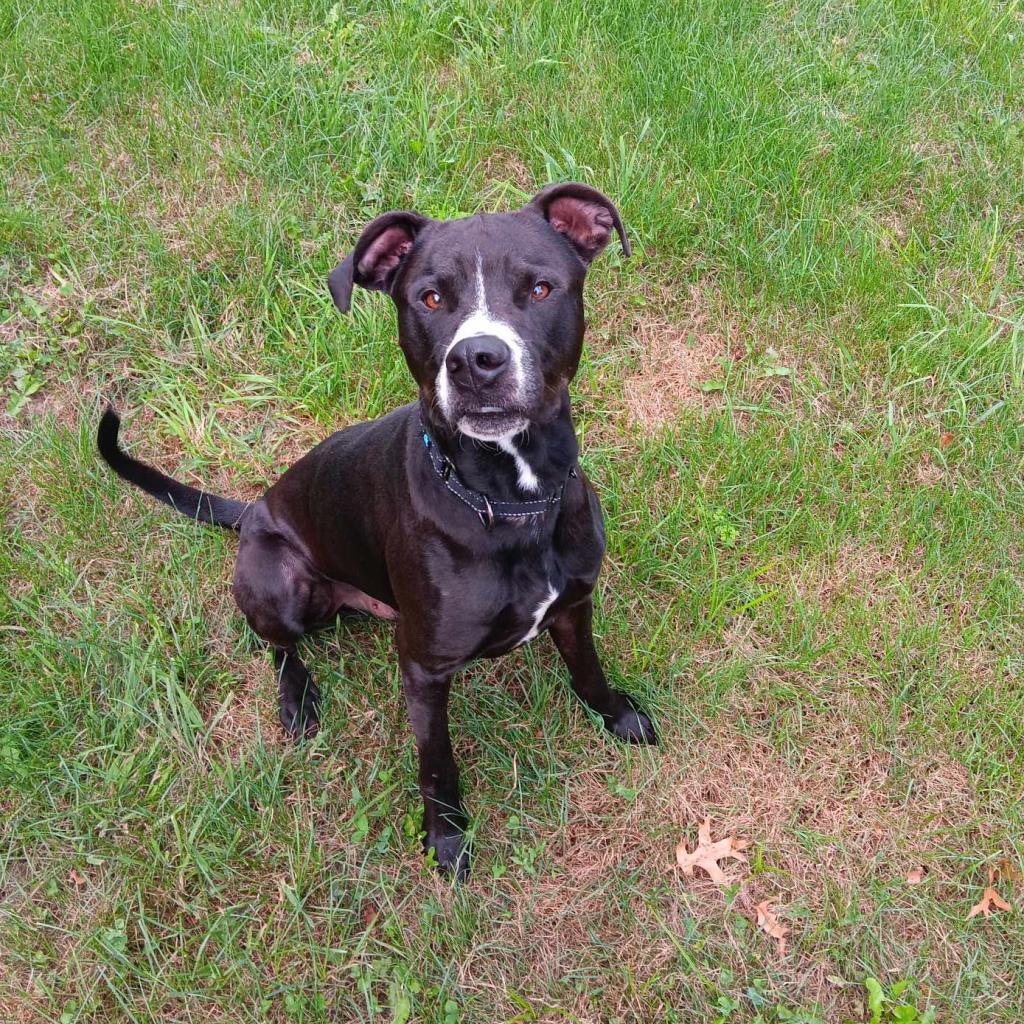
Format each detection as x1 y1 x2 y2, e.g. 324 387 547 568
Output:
435 315 534 439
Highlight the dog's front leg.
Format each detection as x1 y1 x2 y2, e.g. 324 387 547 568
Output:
400 658 469 878
549 597 657 745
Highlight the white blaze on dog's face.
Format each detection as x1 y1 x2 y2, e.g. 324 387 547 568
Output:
327 184 630 441
434 256 531 441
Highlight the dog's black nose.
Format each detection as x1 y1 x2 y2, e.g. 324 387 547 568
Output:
445 335 510 390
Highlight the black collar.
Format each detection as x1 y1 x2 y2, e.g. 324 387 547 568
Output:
419 423 576 528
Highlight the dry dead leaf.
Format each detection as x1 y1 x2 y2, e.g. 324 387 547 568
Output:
967 887 1012 919
755 900 790 955
675 818 749 885
994 857 1022 883
906 866 926 886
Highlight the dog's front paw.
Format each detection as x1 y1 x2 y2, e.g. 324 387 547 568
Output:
279 684 321 740
424 824 470 880
606 693 658 745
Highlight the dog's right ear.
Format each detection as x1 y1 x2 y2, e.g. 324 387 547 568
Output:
328 211 431 313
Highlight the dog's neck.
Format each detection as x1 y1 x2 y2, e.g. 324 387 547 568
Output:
421 390 579 505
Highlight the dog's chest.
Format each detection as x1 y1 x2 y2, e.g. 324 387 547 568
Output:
447 554 570 660
413 480 605 665
484 573 563 656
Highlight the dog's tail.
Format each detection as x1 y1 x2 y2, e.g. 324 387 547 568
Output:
97 406 250 530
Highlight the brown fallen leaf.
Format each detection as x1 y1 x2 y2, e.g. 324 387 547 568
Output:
675 818 749 885
967 887 1012 919
906 866 926 886
755 900 790 955
994 857 1022 883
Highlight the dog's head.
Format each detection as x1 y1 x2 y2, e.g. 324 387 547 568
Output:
328 183 629 441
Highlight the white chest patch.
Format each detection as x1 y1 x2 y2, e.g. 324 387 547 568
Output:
518 583 559 646
496 437 540 493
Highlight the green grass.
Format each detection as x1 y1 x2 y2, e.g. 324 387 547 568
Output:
1 0 1022 1021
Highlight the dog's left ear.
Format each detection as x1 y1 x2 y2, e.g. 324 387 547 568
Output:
528 182 631 265
328 210 431 313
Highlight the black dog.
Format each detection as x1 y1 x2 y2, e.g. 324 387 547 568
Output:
98 182 657 877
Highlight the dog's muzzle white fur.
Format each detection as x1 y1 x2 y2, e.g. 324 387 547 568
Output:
434 258 534 442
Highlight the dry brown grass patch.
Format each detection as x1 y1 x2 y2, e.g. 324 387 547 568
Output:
75 109 260 263
915 452 945 487
456 766 679 1022
205 659 287 759
476 147 534 191
455 707 994 1019
621 282 737 433
664 724 975 897
768 539 929 620
817 539 908 611
0 861 110 1022
2 262 158 427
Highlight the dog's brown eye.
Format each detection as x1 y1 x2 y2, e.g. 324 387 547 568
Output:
422 290 442 310
531 281 551 301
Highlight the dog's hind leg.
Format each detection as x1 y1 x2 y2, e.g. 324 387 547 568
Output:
233 501 337 739
272 646 321 740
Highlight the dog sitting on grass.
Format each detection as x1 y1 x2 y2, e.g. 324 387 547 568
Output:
99 182 657 878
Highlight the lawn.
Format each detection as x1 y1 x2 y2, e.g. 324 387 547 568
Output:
1 0 1022 1021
